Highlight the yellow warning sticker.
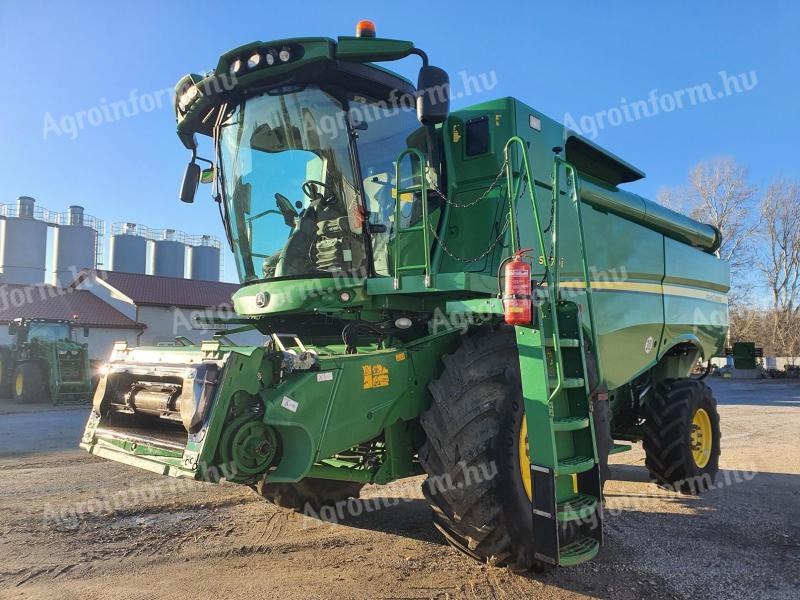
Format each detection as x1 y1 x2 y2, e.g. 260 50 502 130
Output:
395 352 406 362
390 188 414 202
362 364 390 389
452 125 461 143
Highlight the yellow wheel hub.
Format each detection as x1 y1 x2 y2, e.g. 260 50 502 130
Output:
519 418 532 500
691 408 712 468
519 417 579 498
15 372 23 397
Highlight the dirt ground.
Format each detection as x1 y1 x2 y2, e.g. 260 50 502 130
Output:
0 378 798 600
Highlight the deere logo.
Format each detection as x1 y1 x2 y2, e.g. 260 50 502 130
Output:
362 364 390 389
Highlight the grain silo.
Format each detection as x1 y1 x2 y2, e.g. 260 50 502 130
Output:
0 196 49 284
109 222 147 273
51 205 98 286
187 235 221 281
149 229 186 278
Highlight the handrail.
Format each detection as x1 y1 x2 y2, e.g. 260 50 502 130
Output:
556 158 604 389
392 148 431 289
502 136 564 401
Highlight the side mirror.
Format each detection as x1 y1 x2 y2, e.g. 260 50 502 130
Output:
417 65 450 126
180 162 201 203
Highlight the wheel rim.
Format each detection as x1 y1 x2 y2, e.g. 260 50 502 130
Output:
691 408 713 468
519 418 532 500
15 372 23 397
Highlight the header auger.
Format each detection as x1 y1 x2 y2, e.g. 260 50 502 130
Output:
82 22 728 570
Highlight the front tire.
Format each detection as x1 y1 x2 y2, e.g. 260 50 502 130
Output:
642 378 721 494
256 478 364 514
13 362 48 403
418 325 543 571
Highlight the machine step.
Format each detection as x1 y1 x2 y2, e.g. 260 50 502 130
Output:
553 416 590 431
544 337 581 348
557 493 599 522
559 536 601 566
609 443 633 455
549 377 585 389
556 455 596 475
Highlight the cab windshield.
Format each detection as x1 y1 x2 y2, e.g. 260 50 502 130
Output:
217 83 425 283
218 85 366 282
27 323 70 342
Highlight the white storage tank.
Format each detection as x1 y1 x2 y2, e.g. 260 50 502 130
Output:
0 196 48 284
109 223 147 273
150 229 186 278
52 206 97 286
188 235 220 281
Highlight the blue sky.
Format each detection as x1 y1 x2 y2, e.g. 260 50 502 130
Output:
0 0 796 282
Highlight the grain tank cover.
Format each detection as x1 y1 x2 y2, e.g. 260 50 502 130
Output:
565 136 645 186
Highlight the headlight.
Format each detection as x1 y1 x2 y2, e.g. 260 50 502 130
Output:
229 58 242 75
265 50 277 66
278 47 291 62
247 53 262 68
177 84 199 112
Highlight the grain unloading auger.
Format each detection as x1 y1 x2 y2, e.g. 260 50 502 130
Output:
82 21 729 570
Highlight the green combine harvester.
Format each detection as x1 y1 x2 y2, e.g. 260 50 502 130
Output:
1 318 93 404
82 22 729 569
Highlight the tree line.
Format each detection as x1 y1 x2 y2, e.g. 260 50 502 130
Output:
657 157 800 359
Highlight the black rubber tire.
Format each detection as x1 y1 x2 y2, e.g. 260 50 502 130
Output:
256 477 365 513
13 362 48 403
419 324 607 572
642 378 721 494
0 347 12 399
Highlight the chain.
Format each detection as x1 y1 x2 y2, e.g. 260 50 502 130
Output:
431 159 509 208
430 216 511 264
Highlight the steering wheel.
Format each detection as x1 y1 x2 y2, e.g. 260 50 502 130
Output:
302 180 337 208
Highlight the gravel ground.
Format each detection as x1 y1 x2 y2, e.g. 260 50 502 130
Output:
0 378 798 599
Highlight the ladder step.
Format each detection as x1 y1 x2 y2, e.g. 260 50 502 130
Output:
609 443 632 455
556 455 596 476
553 416 590 432
559 536 600 566
557 493 599 522
549 377 585 389
544 338 581 348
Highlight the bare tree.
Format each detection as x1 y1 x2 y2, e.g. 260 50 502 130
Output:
755 179 800 361
757 179 800 312
657 157 757 275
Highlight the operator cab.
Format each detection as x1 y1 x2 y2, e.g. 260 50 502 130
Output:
8 318 77 344
175 24 449 286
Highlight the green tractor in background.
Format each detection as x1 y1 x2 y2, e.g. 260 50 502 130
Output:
0 318 93 404
82 22 728 570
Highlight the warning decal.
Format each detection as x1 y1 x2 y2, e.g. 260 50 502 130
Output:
362 364 390 389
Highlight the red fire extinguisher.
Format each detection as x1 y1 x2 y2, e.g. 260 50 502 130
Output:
502 249 532 325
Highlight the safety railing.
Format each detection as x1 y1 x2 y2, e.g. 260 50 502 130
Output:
392 148 431 289
503 136 565 400
553 158 603 387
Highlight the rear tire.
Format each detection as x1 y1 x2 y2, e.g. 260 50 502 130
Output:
642 378 721 494
419 325 545 571
257 477 364 514
0 347 12 399
13 362 48 403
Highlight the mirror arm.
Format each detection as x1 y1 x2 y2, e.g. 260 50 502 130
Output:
409 48 429 67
